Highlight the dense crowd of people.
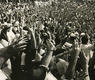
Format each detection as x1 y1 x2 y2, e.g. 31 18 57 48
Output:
0 1 95 80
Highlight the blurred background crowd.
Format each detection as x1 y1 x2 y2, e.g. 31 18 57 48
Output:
0 0 95 80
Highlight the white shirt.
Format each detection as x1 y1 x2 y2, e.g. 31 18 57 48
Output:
0 70 7 80
45 72 57 80
0 43 8 80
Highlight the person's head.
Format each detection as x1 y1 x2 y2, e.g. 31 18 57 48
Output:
0 25 10 41
81 34 89 44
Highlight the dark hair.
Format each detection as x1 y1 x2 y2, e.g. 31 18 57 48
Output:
0 26 9 41
70 37 76 41
81 35 88 44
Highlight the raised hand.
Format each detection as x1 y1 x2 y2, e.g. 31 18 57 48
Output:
74 39 80 52
10 36 28 54
46 39 56 51
41 39 56 67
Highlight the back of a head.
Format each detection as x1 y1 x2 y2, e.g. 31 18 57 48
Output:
0 25 10 41
81 34 88 44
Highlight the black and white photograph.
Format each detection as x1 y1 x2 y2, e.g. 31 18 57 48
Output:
0 0 95 80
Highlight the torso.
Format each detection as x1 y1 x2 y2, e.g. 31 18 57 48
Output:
80 43 93 62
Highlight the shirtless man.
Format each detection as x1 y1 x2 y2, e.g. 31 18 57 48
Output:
80 33 94 80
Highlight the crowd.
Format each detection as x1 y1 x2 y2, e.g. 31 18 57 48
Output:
0 1 95 80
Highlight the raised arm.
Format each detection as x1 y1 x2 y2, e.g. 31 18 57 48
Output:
41 40 55 68
0 37 27 68
25 27 37 49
